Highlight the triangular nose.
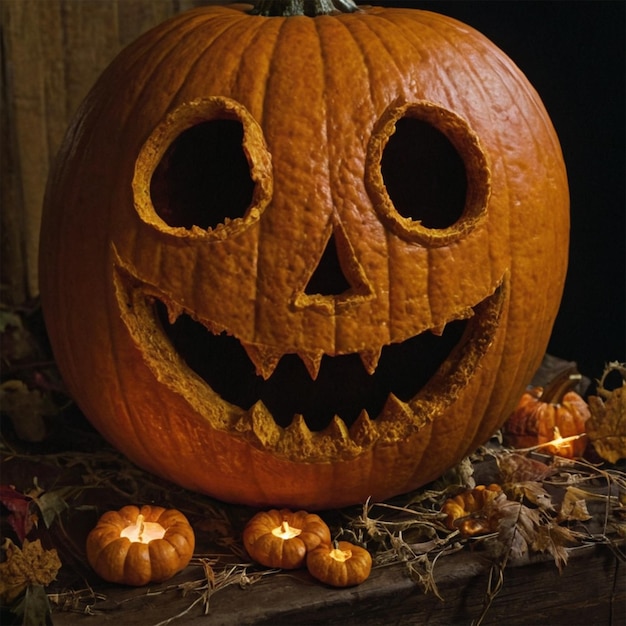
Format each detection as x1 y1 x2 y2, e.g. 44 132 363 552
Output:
293 223 375 314
304 233 351 296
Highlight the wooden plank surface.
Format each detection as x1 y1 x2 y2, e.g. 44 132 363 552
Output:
49 543 624 626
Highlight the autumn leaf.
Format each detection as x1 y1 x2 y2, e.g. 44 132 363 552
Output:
0 485 37 542
0 310 39 363
586 362 626 464
557 487 592 522
0 380 56 442
32 488 71 529
496 452 554 484
531 523 578 573
0 538 61 605
503 481 554 512
494 499 541 562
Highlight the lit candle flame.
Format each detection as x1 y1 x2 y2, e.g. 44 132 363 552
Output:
120 513 166 543
271 520 302 540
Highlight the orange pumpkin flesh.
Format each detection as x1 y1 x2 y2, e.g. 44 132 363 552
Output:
86 505 195 586
39 4 569 509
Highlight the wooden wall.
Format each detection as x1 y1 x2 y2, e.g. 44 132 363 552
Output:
1 0 222 304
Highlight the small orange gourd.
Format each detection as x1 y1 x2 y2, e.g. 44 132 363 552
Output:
243 508 331 569
504 369 590 458
441 483 503 536
86 505 195 586
306 540 372 587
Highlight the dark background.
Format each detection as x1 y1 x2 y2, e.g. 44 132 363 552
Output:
376 0 625 381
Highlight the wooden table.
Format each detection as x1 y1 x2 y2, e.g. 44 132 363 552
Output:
49 540 623 625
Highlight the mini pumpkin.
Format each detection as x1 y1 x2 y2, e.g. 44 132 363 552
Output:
86 505 195 586
441 483 503 536
39 1 569 509
306 540 372 587
504 369 590 458
243 508 331 569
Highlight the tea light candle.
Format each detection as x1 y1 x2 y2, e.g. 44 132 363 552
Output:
86 505 195 586
119 513 166 543
243 508 331 569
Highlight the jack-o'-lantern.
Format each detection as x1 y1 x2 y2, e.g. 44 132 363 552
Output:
39 1 569 509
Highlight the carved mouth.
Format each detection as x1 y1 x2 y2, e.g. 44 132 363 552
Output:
114 254 505 458
154 300 469 432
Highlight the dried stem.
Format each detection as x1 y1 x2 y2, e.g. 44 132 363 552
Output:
251 0 360 17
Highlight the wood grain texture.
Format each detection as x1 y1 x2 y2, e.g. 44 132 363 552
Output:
0 0 211 303
50 544 624 626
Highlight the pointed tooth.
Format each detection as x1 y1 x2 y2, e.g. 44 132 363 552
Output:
322 415 350 443
380 393 414 422
242 344 282 380
317 416 357 457
300 351 324 380
349 410 378 447
279 414 314 456
359 348 382 375
430 323 446 337
166 301 184 324
248 400 281 447
286 414 312 439
381 393 428 430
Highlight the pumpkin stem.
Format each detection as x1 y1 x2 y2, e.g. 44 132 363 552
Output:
251 0 360 17
540 367 582 405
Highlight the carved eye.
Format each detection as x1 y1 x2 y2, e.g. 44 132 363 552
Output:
381 116 467 229
367 100 490 246
134 97 272 237
150 120 255 230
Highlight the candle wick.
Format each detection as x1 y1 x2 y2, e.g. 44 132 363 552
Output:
137 514 145 542
282 521 289 534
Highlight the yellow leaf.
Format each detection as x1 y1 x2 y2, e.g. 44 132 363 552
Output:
558 487 592 522
0 539 61 604
586 362 626 464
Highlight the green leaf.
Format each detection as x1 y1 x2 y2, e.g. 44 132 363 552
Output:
12 585 52 626
33 489 71 529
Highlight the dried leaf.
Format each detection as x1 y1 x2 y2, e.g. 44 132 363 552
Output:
0 539 61 604
504 481 554 512
587 363 626 463
33 488 71 529
0 485 37 542
497 453 553 483
0 380 56 442
558 487 592 522
531 523 577 572
490 500 535 562
0 310 39 363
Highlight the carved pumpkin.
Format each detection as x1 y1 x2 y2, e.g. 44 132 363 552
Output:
39 2 569 509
